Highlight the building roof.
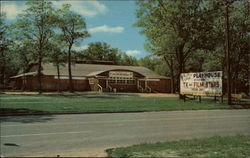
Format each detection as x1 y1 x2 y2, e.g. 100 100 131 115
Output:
10 72 38 78
12 63 170 79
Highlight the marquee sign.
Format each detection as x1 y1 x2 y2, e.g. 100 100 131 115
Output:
109 71 133 78
180 71 222 96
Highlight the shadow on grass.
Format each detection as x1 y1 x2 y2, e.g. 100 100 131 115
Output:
184 96 226 105
2 91 140 96
231 104 250 109
0 108 55 123
0 94 116 100
187 98 250 109
42 92 139 99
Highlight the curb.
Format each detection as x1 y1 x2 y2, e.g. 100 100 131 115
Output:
0 110 148 117
1 108 249 117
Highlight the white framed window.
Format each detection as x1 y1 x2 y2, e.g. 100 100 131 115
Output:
108 77 135 85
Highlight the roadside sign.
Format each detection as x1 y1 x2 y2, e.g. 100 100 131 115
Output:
180 71 222 96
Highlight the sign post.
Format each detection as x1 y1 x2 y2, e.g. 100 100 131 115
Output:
180 71 223 102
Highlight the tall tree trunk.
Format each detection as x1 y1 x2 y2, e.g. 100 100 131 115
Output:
2 67 5 90
164 56 175 93
23 68 26 91
177 47 185 99
1 51 6 89
38 54 42 94
221 56 226 95
170 58 175 93
2 66 5 89
224 3 232 105
56 63 61 92
68 44 74 92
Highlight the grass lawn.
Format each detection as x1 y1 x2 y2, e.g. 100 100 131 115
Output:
0 92 234 115
106 135 250 158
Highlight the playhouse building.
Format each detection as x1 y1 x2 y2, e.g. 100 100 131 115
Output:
11 63 171 93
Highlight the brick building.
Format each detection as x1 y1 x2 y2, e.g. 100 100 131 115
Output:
11 63 171 93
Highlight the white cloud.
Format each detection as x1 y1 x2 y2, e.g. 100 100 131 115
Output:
73 45 88 51
89 25 124 34
86 1 107 14
125 50 141 56
1 1 108 20
2 3 26 20
53 1 108 17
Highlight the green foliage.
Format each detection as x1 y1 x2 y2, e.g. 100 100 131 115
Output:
138 55 158 71
9 0 56 92
135 0 249 93
56 4 90 46
81 42 120 64
204 1 250 93
119 53 139 66
2 0 249 95
134 0 218 92
229 1 249 93
0 13 19 85
135 0 216 58
55 3 90 92
138 55 168 76
75 41 139 66
107 135 250 158
44 35 67 66
12 0 55 57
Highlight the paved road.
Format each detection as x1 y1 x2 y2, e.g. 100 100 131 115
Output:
1 109 250 157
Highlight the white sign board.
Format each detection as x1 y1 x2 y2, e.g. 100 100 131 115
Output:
180 71 222 96
109 71 133 78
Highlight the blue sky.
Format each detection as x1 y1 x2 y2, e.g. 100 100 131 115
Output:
1 0 150 58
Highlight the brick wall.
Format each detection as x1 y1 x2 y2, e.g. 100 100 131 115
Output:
147 79 171 93
23 76 90 91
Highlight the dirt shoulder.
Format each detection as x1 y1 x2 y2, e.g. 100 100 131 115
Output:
137 93 178 97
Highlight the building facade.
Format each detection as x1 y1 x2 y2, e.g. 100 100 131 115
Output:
11 63 171 93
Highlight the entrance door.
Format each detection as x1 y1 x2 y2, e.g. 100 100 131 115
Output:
139 80 145 89
98 79 107 89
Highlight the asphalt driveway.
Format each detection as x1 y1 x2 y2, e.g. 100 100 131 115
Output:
0 109 249 157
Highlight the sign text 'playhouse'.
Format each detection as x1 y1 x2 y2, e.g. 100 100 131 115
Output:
180 71 222 96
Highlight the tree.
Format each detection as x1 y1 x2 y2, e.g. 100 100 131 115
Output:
138 55 158 71
10 40 35 90
138 55 176 92
135 0 218 96
0 13 13 88
77 41 138 66
163 54 177 93
12 0 55 93
0 13 8 87
44 36 67 92
0 13 22 89
208 0 249 101
119 53 139 66
56 4 90 92
82 42 121 64
228 1 249 95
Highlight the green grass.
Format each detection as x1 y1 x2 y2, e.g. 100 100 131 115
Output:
106 135 250 158
0 92 231 115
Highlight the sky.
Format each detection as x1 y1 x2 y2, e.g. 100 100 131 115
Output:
1 0 151 59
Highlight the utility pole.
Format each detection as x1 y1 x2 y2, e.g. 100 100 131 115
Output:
224 2 232 105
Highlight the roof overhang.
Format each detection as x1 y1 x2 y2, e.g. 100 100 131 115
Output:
10 72 38 79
